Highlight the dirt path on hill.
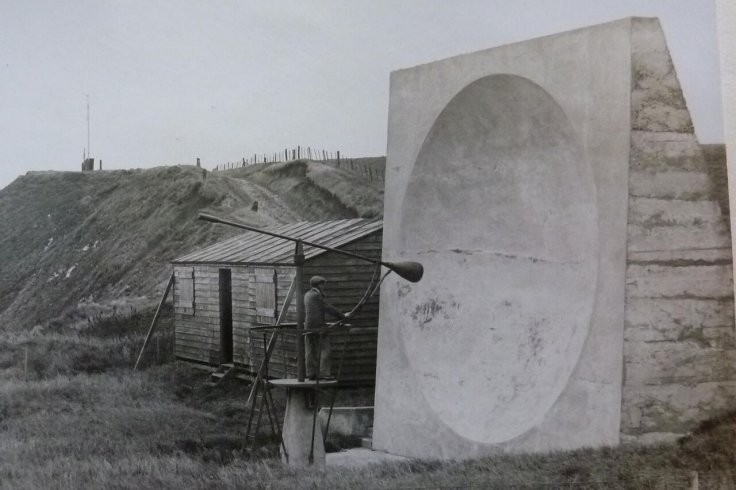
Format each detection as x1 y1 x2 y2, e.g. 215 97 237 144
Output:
236 178 302 223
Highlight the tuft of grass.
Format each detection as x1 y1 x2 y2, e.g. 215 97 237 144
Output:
0 307 174 381
305 161 383 218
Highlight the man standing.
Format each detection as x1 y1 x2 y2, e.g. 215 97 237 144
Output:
304 276 348 380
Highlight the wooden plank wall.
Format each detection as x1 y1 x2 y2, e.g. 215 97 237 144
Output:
231 266 255 368
243 266 296 372
173 265 221 364
249 230 383 384
174 264 253 367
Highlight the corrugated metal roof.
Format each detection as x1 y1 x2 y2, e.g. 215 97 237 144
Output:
173 217 383 264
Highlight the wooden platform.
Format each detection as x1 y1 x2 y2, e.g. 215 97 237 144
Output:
268 378 339 389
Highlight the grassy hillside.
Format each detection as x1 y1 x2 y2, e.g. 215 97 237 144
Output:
0 162 383 333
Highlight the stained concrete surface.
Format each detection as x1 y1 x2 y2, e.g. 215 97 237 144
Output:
397 74 598 443
375 18 634 459
280 388 327 468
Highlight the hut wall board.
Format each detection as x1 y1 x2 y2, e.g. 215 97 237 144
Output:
302 230 382 383
249 231 383 383
174 263 294 367
244 265 296 373
173 265 220 364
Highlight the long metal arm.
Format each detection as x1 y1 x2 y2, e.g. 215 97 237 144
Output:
198 213 423 282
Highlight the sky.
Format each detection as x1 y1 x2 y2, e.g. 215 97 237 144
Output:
0 0 723 191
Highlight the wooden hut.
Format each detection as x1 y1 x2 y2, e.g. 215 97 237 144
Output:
171 218 383 385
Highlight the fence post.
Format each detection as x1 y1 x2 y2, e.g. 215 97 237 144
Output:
690 471 699 490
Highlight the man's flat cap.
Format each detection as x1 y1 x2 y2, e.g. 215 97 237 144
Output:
310 276 327 287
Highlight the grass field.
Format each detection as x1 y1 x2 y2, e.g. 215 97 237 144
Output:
1 310 734 489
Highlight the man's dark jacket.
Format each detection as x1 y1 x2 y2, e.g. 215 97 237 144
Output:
304 287 344 330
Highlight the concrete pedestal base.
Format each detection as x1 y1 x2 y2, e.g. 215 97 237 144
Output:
271 379 338 468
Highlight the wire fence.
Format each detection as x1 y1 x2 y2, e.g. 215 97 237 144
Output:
211 146 385 182
324 157 385 182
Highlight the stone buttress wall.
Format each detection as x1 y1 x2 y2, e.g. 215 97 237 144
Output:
621 18 736 442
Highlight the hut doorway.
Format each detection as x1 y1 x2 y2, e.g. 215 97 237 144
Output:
219 268 233 364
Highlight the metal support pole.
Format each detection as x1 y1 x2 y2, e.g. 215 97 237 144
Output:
198 213 423 283
295 241 306 382
134 273 174 372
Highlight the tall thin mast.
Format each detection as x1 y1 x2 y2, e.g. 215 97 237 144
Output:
86 94 90 157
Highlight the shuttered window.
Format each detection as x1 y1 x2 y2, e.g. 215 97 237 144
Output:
175 267 195 315
254 268 277 318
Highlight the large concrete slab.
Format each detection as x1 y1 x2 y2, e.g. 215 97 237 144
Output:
374 18 635 459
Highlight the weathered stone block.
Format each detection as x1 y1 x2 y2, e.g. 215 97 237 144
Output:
627 222 731 252
626 263 733 298
629 170 713 200
628 198 725 227
625 298 735 346
630 132 706 172
630 18 694 133
624 341 736 385
621 382 736 435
